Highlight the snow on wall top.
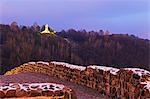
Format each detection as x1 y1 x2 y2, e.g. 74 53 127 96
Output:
141 81 150 91
88 65 119 75
22 61 150 77
37 61 49 65
124 68 150 76
28 62 36 64
51 61 86 71
0 83 65 92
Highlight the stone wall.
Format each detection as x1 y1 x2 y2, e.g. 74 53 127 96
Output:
0 83 76 99
5 61 150 99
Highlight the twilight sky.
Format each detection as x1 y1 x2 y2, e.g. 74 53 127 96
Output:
0 0 150 39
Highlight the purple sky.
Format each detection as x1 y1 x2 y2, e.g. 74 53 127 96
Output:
0 0 150 39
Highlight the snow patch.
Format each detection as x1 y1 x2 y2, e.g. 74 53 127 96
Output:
88 65 119 75
51 61 86 71
37 61 49 65
124 68 150 76
141 81 150 91
28 62 36 64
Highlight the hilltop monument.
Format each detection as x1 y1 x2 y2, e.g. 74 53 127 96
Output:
40 24 56 35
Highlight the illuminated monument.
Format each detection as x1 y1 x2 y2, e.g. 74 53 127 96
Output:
40 24 56 35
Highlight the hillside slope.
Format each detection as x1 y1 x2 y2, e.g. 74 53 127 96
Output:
0 23 150 74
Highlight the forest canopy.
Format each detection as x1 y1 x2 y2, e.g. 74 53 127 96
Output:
0 22 149 74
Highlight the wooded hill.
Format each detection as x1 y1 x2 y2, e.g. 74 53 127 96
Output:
0 22 149 74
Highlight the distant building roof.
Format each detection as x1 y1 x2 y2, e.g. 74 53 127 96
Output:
40 24 56 35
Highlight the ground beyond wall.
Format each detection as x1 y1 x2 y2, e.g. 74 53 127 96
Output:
5 61 150 99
